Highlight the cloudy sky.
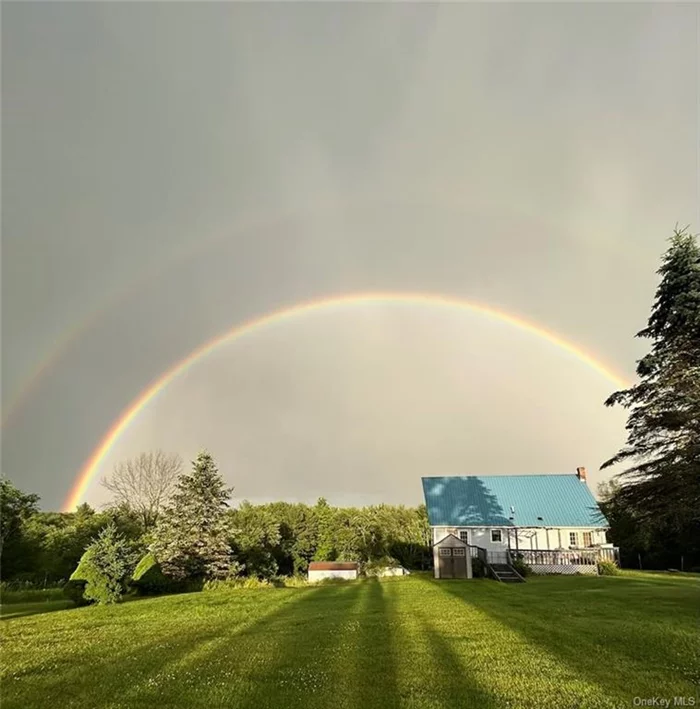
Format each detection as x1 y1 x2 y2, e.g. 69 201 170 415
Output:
2 2 698 511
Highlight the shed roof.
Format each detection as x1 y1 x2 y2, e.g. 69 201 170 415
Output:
421 475 607 528
308 562 358 571
433 533 468 548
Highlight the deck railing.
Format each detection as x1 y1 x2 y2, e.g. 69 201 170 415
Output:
515 548 619 566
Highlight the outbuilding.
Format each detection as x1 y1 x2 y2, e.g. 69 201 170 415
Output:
433 533 472 579
307 561 358 582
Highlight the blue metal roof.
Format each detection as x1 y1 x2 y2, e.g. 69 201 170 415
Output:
421 475 607 528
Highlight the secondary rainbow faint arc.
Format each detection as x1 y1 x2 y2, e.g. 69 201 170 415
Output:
63 291 629 511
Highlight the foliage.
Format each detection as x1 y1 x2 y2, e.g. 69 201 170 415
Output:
597 560 620 576
511 555 531 577
3 574 699 709
471 557 487 578
602 227 700 537
0 584 65 604
130 553 177 595
228 502 281 579
102 451 182 529
361 556 403 576
67 524 135 605
0 478 40 578
151 451 234 582
64 548 94 606
17 503 145 585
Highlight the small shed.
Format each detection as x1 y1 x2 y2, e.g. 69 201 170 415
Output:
433 533 472 579
308 561 358 582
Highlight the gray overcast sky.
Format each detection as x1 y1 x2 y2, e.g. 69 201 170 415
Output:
2 2 698 511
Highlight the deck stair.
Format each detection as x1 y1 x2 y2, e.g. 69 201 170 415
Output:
468 545 526 583
489 562 525 583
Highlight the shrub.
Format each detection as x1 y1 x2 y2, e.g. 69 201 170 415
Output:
130 553 178 596
204 577 273 591
203 575 310 592
64 549 94 606
597 559 620 576
471 557 487 578
66 524 132 605
362 557 403 577
511 556 531 577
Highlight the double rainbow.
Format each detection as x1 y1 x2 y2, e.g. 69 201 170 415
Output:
63 292 628 511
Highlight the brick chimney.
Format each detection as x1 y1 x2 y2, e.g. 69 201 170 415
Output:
576 466 587 483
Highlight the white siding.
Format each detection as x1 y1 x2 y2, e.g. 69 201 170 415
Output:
433 526 607 551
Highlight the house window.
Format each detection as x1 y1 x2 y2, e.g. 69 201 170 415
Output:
459 531 469 543
583 532 592 547
569 532 578 547
491 530 503 543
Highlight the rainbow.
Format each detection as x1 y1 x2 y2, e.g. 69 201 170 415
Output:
63 291 629 511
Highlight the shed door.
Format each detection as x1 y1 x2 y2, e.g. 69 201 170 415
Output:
452 546 468 579
438 547 453 578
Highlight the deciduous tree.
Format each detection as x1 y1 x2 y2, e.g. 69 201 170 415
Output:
102 451 182 529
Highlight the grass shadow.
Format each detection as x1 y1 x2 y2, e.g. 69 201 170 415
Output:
1 600 73 620
416 612 499 708
352 578 399 708
2 585 325 709
227 581 364 709
430 575 699 700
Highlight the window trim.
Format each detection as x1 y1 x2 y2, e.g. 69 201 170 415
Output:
569 532 578 547
491 529 503 543
582 532 592 547
459 530 469 543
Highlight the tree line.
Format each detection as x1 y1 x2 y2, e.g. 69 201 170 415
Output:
0 452 431 591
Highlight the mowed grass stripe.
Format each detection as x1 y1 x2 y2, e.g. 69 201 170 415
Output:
1 588 307 709
1 573 698 709
382 577 499 709
416 577 619 709
435 575 700 697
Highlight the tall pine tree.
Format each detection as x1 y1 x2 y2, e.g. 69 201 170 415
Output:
151 451 234 581
602 226 700 530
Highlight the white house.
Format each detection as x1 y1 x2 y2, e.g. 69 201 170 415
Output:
423 467 616 577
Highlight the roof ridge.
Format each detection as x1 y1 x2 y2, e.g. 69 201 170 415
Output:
421 473 578 479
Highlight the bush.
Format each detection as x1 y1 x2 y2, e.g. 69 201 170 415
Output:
130 553 179 596
362 557 403 577
471 557 487 578
511 556 531 577
65 524 132 606
63 549 95 606
597 559 620 576
203 575 310 592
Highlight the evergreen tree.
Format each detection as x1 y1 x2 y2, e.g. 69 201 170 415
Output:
151 451 234 581
602 226 700 529
77 523 133 605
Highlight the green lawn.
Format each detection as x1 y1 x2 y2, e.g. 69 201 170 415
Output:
2 573 698 709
